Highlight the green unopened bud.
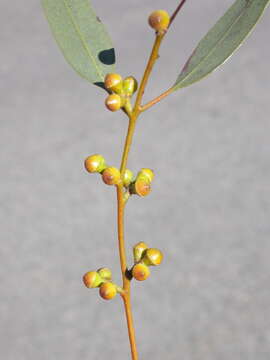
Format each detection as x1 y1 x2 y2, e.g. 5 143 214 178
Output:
142 248 163 266
123 169 134 187
123 76 138 96
97 267 112 281
83 271 103 288
133 242 149 263
137 168 154 183
84 154 106 173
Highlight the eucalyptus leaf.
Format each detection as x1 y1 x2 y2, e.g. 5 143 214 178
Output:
42 0 116 88
173 0 270 90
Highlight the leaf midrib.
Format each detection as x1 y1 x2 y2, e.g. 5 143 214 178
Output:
176 0 252 88
62 0 104 81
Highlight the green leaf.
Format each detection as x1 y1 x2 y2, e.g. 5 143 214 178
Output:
173 0 270 90
42 0 116 88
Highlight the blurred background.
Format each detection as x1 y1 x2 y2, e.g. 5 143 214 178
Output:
1 1 270 359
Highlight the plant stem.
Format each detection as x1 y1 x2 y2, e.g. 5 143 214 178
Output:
116 117 138 360
120 117 137 175
133 33 165 116
140 87 174 112
116 183 138 360
169 0 187 28
116 30 167 360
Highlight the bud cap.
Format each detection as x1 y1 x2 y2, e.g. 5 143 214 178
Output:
138 168 154 183
123 169 134 188
102 167 121 186
148 10 170 32
99 282 117 300
84 154 106 173
105 94 123 112
104 73 123 93
142 248 163 266
83 271 103 288
97 267 112 281
132 263 150 281
133 242 149 263
123 76 138 96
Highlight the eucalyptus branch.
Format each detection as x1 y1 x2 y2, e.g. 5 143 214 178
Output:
42 1 270 360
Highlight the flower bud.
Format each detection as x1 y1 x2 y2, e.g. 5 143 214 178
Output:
129 178 151 197
104 73 123 93
148 10 170 32
99 282 117 300
123 169 134 188
83 271 103 288
97 267 112 281
137 168 154 183
123 76 138 96
133 242 148 263
102 167 121 186
105 94 123 112
132 263 150 281
142 248 163 266
84 154 106 173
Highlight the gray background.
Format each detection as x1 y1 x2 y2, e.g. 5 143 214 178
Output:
1 0 270 359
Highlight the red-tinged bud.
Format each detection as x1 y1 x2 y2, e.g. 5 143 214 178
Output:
105 94 123 112
132 263 150 281
84 154 106 173
102 167 121 186
99 282 117 300
104 73 123 93
83 271 103 288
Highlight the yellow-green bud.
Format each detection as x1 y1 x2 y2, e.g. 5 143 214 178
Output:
104 73 123 93
97 267 112 281
102 167 121 186
133 242 149 263
123 76 138 96
123 169 134 188
83 271 103 288
129 178 151 197
148 10 170 32
142 248 163 266
105 94 123 112
137 168 154 183
84 154 106 173
132 263 150 281
99 282 117 300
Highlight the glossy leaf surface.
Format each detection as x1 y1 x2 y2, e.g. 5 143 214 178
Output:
173 0 270 90
42 0 116 88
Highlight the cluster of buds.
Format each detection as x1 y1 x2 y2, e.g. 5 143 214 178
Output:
104 73 138 112
84 155 155 199
128 168 154 197
84 154 121 186
83 267 122 300
131 242 163 281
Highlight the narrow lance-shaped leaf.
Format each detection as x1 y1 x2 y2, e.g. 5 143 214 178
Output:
173 0 270 90
42 0 116 88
